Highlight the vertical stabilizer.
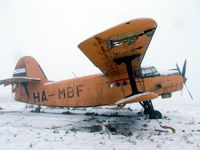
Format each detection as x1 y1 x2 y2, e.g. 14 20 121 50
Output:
13 56 48 83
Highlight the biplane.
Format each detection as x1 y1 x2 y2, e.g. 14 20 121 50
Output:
0 18 190 119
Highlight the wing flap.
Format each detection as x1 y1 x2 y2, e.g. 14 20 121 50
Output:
78 18 157 76
115 92 158 105
0 77 40 86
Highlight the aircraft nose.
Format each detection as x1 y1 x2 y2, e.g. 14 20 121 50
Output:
172 74 184 93
177 74 184 91
166 74 184 93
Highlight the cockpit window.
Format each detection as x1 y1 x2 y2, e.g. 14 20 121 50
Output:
135 66 160 78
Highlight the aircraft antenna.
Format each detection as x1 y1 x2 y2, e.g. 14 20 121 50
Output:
71 71 78 78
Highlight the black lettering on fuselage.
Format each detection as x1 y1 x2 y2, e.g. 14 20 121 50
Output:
76 84 83 97
57 85 84 99
33 92 40 103
58 88 66 99
41 91 47 102
67 87 74 98
33 91 47 103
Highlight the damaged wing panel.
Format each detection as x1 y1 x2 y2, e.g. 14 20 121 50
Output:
78 18 157 76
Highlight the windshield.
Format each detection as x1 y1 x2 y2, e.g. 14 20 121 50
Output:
135 66 160 78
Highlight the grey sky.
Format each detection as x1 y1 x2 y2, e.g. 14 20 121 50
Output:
0 0 200 101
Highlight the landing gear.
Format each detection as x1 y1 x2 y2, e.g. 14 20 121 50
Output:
140 100 162 119
113 55 162 119
149 110 162 119
31 105 41 113
35 105 41 113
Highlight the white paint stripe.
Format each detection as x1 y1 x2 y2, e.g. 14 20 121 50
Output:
13 68 26 74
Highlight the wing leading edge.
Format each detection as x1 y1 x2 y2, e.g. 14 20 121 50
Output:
78 18 157 76
115 92 158 106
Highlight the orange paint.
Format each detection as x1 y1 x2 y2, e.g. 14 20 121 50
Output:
0 18 184 109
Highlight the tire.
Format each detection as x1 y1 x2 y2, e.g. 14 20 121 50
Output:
149 110 162 119
143 109 149 114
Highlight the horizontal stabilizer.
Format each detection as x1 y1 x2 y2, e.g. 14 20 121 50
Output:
115 92 158 105
0 77 40 86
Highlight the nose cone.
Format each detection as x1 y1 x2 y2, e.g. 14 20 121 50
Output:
183 76 187 84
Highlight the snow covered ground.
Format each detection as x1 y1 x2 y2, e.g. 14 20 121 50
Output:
0 96 200 150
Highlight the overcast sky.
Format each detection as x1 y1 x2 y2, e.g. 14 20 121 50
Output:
0 0 200 102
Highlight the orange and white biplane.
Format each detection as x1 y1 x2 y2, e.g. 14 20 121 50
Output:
0 18 190 119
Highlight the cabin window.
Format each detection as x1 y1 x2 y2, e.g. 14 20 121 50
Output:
135 66 160 78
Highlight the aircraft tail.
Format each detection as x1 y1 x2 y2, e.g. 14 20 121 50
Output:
0 56 48 102
13 56 48 83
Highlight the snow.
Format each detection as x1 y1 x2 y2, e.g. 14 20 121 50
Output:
0 96 200 150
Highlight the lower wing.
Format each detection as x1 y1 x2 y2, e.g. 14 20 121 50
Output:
115 92 158 106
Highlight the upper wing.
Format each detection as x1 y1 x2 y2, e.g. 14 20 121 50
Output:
78 18 157 76
0 77 40 86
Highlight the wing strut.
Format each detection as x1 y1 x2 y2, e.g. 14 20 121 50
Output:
114 54 140 96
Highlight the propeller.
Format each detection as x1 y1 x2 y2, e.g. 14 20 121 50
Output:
176 60 193 99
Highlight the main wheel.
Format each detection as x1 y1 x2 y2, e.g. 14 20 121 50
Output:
149 110 162 119
143 109 150 115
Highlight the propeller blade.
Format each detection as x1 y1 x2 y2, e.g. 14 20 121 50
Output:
182 59 187 78
184 83 193 100
176 60 187 83
176 64 182 75
175 60 192 99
